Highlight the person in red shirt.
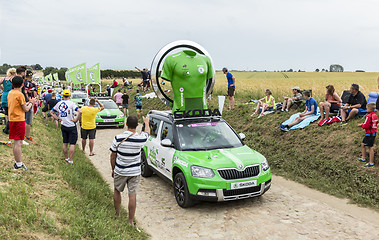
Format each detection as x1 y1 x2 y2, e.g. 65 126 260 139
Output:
357 102 378 167
111 79 118 88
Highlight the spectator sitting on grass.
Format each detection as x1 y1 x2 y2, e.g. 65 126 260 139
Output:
281 86 302 112
280 91 317 131
251 89 276 118
318 85 342 123
357 102 378 167
340 84 367 125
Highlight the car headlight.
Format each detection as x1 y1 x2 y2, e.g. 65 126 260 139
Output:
190 165 215 178
261 157 270 171
96 115 100 119
117 114 124 119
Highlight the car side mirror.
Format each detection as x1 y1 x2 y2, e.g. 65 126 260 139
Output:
239 133 246 140
161 139 173 147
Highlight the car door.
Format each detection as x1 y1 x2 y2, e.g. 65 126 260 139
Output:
145 117 162 172
157 121 176 180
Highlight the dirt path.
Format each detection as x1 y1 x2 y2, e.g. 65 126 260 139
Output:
88 128 379 240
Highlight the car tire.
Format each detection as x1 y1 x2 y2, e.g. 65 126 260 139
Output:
141 150 153 177
119 125 124 128
174 172 194 208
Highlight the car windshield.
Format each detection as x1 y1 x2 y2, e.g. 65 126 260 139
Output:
72 93 87 99
96 101 118 109
176 121 243 151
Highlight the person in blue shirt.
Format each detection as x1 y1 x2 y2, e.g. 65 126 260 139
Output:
280 91 317 131
134 89 143 121
56 92 62 101
222 68 236 110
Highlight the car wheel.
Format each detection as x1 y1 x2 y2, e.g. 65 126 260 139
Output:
174 172 194 208
119 125 125 128
141 150 153 177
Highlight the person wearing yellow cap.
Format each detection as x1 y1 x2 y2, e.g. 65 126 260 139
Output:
50 89 82 164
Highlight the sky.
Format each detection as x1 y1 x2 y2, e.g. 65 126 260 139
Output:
0 0 379 72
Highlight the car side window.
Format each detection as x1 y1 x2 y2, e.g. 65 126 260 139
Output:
149 118 161 138
161 122 173 143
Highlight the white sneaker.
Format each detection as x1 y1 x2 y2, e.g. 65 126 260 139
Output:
258 113 264 118
65 158 74 165
22 140 29 145
285 109 288 112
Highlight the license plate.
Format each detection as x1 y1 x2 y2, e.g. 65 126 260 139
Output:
231 180 257 189
103 119 114 123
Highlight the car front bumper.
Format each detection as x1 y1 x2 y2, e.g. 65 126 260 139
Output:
187 170 272 202
95 118 124 127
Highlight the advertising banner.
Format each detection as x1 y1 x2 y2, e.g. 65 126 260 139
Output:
86 63 100 84
53 73 59 81
66 63 86 85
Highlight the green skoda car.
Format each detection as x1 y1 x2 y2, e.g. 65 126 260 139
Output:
71 91 88 108
84 99 125 128
141 110 271 208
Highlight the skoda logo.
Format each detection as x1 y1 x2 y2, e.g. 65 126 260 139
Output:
238 164 243 170
179 87 184 92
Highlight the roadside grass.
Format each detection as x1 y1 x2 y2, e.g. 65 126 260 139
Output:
142 92 379 210
0 114 148 239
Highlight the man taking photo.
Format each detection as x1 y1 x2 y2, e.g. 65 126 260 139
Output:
109 115 150 227
80 98 104 156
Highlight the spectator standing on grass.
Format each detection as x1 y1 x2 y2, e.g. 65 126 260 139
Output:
47 92 59 128
281 87 302 112
376 75 379 110
110 115 150 226
357 103 378 167
340 84 367 125
122 90 129 116
50 89 82 165
222 68 235 110
280 91 317 131
135 67 149 92
251 89 276 118
0 67 16 134
318 85 342 123
146 69 151 90
7 76 37 170
24 70 36 143
42 89 53 121
81 98 104 156
106 85 111 96
113 89 123 107
134 89 143 121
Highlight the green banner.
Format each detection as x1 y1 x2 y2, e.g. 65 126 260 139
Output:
46 74 53 82
53 73 59 81
65 71 70 83
87 63 100 84
66 63 86 84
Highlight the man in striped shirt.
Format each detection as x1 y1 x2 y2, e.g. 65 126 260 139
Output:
110 115 150 224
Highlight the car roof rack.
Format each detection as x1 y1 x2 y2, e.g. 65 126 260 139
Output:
148 110 172 119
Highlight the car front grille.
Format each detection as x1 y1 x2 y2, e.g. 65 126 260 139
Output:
218 165 260 180
223 185 261 197
100 115 117 119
